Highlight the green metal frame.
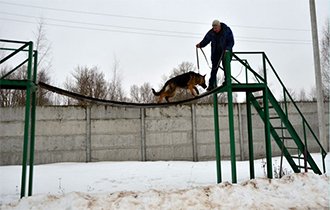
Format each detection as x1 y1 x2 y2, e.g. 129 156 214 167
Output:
0 39 38 198
1 40 326 190
212 51 327 183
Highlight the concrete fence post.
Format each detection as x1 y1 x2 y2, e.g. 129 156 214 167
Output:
191 104 198 161
85 106 92 162
237 103 245 161
140 108 146 161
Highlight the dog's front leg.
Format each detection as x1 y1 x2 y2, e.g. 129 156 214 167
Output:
193 87 199 95
189 86 197 96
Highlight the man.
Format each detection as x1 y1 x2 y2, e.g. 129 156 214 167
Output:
196 19 234 91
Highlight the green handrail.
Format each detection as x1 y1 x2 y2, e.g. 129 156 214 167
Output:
263 54 326 156
0 43 30 65
0 39 30 44
1 58 29 79
232 54 265 82
0 41 38 81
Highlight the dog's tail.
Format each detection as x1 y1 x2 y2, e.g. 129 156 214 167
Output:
152 82 168 96
152 81 170 96
151 88 161 96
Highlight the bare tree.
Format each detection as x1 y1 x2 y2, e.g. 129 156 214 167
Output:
309 87 317 101
280 88 296 102
168 62 196 78
298 88 309 102
320 19 329 101
0 18 53 106
0 65 29 106
65 66 108 106
37 69 52 105
34 18 53 105
130 82 154 103
108 57 126 101
34 18 52 71
307 19 330 102
130 85 140 102
0 67 12 106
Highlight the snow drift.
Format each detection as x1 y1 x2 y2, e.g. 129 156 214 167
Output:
2 173 329 210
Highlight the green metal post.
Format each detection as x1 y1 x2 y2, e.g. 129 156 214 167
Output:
28 51 38 196
21 41 33 198
263 87 272 178
244 60 249 84
244 59 255 179
262 53 272 178
279 88 287 177
303 120 307 147
225 51 237 183
283 88 288 116
302 120 308 172
246 93 255 179
263 53 267 83
213 92 222 183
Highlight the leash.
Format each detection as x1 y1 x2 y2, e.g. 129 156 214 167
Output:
200 48 212 69
196 48 243 78
196 47 222 70
196 47 200 73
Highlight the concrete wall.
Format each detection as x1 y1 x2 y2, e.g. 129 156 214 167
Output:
0 102 328 165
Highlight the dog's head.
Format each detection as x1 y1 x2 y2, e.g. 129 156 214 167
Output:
198 74 207 89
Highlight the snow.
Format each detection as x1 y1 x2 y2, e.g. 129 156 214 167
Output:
1 154 329 209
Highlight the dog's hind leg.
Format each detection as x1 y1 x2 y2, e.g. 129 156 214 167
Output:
165 91 176 102
165 86 176 102
157 94 165 103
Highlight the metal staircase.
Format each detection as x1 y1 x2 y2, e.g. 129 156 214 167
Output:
249 89 326 174
232 52 327 175
212 51 327 183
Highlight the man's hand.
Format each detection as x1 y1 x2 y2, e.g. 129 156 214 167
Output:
196 43 200 48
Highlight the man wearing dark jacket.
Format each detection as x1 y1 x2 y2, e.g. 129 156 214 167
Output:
196 20 234 91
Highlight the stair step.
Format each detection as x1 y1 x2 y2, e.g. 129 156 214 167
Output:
280 137 293 140
291 155 305 160
297 165 312 170
260 105 274 109
269 116 280 119
285 146 299 150
254 95 264 100
273 127 286 130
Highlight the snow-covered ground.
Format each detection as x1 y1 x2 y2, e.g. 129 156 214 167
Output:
1 154 329 209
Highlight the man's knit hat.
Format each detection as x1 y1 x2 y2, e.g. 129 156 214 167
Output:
212 19 220 26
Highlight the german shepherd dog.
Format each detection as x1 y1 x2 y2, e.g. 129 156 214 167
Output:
152 71 207 103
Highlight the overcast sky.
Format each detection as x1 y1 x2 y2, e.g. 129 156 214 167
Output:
0 0 329 101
